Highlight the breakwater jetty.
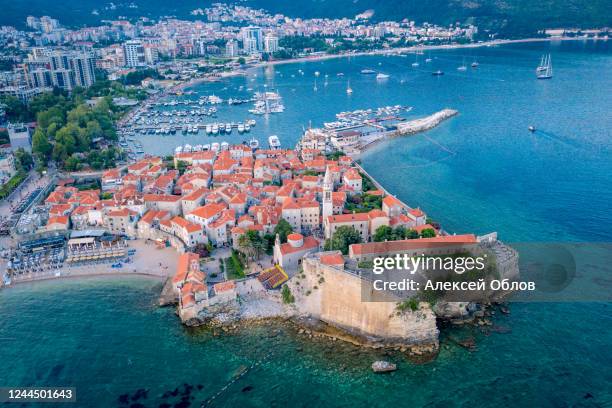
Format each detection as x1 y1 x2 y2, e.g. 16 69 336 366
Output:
393 109 458 137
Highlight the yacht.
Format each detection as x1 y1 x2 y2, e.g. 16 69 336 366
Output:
206 124 212 134
432 70 444 76
471 60 479 68
244 123 251 132
211 142 220 151
346 80 353 95
376 73 390 80
202 144 211 151
361 69 376 74
457 58 468 71
208 95 223 104
528 126 536 132
221 142 229 150
249 138 260 150
268 135 281 149
238 123 245 133
225 123 232 134
212 124 219 135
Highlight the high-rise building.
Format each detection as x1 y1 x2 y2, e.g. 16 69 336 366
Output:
143 45 159 65
123 40 146 67
70 53 96 88
241 26 263 54
28 69 53 88
40 16 60 33
49 51 71 71
26 16 40 30
47 50 96 91
225 40 238 57
263 34 279 54
51 69 74 91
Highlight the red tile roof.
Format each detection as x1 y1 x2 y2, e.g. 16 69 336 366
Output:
349 234 478 256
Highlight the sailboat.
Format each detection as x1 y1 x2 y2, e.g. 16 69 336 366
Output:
536 54 553 79
457 57 467 71
346 80 353 94
313 79 318 91
536 55 547 73
412 53 419 67
425 53 432 63
471 58 479 68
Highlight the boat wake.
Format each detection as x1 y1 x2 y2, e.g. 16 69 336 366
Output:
533 130 581 149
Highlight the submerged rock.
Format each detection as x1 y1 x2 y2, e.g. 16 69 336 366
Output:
371 361 397 373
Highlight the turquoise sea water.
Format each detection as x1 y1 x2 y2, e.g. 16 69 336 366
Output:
2 41 612 407
1 278 611 407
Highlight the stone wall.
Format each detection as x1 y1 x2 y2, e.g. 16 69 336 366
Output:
289 257 439 348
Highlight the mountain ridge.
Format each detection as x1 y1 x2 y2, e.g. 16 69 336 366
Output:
2 0 609 37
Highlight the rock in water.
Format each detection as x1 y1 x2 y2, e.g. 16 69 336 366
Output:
371 361 397 373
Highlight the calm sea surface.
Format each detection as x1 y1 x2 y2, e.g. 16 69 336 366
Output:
1 40 611 407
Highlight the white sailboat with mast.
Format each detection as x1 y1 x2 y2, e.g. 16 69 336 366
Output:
536 54 553 79
457 57 467 71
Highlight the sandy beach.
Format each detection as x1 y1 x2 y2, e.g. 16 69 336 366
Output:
4 239 180 287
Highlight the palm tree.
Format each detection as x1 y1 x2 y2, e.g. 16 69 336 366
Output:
238 230 265 261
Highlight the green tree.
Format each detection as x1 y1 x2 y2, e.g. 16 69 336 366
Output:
420 228 436 238
373 225 394 242
52 143 69 163
238 230 265 261
36 106 65 129
0 95 30 122
326 226 362 255
237 57 246 65
406 229 419 239
175 160 188 175
14 148 33 171
263 233 275 255
63 155 81 171
29 93 68 116
393 226 409 240
85 121 103 140
54 124 78 155
274 218 293 243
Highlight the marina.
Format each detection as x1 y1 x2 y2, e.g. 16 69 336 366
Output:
299 104 457 156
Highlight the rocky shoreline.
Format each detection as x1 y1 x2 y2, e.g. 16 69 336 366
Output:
158 279 514 364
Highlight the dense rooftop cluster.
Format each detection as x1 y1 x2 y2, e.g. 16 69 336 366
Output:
40 146 437 270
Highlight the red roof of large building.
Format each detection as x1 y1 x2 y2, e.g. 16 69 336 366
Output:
349 234 478 256
327 213 370 223
189 202 226 219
